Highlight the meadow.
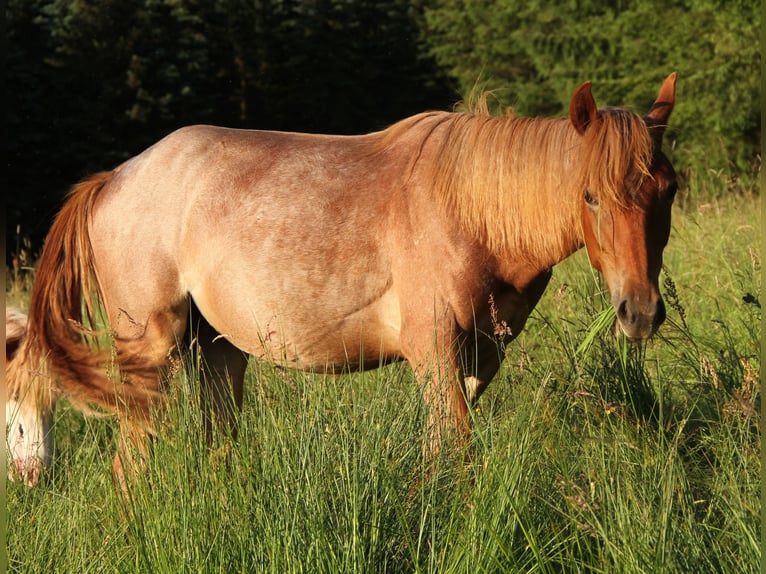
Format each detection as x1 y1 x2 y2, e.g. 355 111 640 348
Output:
5 187 761 573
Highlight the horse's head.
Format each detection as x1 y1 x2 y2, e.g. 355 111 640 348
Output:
6 308 55 487
569 74 677 340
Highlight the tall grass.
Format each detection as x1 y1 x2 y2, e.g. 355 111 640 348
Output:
6 193 760 573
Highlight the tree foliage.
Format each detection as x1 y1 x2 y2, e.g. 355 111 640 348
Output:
424 0 761 184
7 0 760 254
7 0 453 252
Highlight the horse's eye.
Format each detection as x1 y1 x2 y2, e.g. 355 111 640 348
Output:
584 190 599 207
18 424 24 439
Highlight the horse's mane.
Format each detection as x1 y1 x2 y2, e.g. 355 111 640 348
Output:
374 103 654 263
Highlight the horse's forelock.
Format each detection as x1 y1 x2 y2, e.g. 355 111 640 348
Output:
581 108 654 208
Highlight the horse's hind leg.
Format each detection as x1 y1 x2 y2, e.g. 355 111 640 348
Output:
188 305 248 443
108 302 190 489
110 304 247 489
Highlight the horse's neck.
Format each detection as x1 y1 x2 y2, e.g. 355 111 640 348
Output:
454 115 582 267
396 112 586 271
497 207 583 277
496 157 584 271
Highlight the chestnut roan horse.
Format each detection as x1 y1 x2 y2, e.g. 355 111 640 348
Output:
7 74 677 487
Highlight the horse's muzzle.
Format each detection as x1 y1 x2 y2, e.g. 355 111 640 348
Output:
615 296 666 340
10 457 44 488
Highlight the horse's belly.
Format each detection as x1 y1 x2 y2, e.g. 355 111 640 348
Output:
239 313 402 372
262 323 401 372
193 280 403 372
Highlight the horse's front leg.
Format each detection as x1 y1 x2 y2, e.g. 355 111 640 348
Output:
402 309 470 454
421 360 470 455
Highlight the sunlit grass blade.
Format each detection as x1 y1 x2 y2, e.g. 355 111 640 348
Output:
575 305 616 359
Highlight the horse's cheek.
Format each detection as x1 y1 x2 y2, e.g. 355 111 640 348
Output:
582 215 603 272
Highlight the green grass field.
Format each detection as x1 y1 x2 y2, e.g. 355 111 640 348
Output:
6 192 760 573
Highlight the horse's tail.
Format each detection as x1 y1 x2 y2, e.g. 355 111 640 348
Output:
27 171 158 416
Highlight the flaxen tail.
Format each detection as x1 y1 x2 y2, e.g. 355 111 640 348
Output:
27 171 159 416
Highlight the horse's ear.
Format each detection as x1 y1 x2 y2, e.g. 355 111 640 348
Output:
644 72 677 137
569 81 599 135
6 307 28 362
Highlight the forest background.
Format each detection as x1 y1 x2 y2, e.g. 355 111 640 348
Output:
6 0 761 258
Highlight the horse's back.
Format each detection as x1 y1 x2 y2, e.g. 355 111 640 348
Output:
89 125 407 369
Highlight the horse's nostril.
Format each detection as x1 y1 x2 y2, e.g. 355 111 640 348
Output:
616 296 665 339
617 299 632 324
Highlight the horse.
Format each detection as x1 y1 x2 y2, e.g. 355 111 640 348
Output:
6 73 678 487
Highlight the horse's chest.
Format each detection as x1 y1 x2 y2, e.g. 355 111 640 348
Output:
469 270 553 339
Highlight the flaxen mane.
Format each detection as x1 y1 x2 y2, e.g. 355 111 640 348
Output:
375 105 654 263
